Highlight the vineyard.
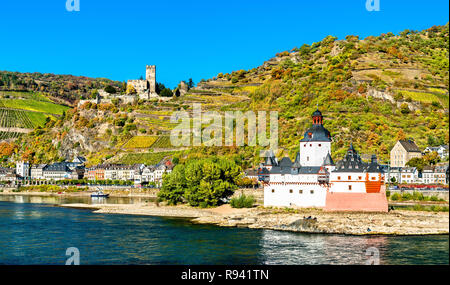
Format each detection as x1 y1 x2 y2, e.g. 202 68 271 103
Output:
123 136 158 149
151 136 173 149
0 108 48 128
116 151 178 165
0 131 22 140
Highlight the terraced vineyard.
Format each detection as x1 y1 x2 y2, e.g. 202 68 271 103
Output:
0 131 22 140
116 151 178 165
0 108 48 128
123 136 158 149
151 136 173 149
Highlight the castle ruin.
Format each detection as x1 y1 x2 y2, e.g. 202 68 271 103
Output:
127 65 158 100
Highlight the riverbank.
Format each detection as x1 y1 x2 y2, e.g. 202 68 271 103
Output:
0 189 158 198
60 202 449 236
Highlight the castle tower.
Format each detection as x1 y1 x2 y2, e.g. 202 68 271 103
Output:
299 109 332 167
146 65 156 96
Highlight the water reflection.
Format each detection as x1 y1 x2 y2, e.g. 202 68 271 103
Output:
258 230 448 265
0 194 154 205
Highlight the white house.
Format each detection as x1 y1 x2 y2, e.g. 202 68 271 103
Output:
16 161 30 178
424 145 449 160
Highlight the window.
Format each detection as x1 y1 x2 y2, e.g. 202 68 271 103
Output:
337 176 341 180
299 190 303 194
372 177 376 180
348 176 351 180
307 157 309 161
271 189 275 193
358 176 362 180
310 190 314 194
348 185 352 190
319 144 321 147
289 189 293 193
310 144 312 147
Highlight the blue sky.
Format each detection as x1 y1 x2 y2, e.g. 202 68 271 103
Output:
0 0 448 88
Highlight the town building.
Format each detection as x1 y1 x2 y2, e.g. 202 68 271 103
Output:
0 167 16 183
399 167 420 184
424 145 449 160
16 161 30 178
262 109 388 212
390 140 422 167
30 164 47 180
42 163 72 181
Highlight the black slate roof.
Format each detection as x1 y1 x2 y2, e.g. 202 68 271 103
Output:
333 144 383 173
300 124 332 142
398 140 421 152
279 157 293 167
43 163 71 172
323 153 335 166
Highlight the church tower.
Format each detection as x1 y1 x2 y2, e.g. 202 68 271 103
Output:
299 109 332 167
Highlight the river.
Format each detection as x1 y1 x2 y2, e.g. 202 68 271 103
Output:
0 195 448 265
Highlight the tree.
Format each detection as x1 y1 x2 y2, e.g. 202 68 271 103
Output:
160 88 173 97
423 151 440 165
157 157 242 207
406 157 426 172
187 78 194 89
400 103 410 114
104 85 116 94
126 84 136 95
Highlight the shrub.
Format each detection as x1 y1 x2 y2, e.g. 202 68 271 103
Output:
390 193 401 201
430 196 439 201
230 194 256 208
412 191 424 201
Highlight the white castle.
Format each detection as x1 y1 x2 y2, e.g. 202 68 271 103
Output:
261 109 388 212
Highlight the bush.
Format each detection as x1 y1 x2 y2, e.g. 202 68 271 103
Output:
412 191 424 201
430 196 439 201
386 190 391 198
230 194 256 208
401 192 413 200
390 193 401 201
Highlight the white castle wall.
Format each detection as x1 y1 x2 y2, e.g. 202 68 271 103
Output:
264 173 328 207
299 141 331 167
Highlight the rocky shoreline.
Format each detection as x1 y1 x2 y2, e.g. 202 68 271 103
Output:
60 203 449 236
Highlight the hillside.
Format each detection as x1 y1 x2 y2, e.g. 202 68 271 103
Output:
1 24 448 168
0 71 124 105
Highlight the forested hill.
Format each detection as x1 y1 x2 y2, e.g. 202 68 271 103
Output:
197 23 449 159
0 70 124 105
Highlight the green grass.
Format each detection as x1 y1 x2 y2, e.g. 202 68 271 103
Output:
0 99 69 115
116 151 177 165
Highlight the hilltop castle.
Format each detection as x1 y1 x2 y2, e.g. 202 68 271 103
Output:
261 109 388 212
127 65 159 100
